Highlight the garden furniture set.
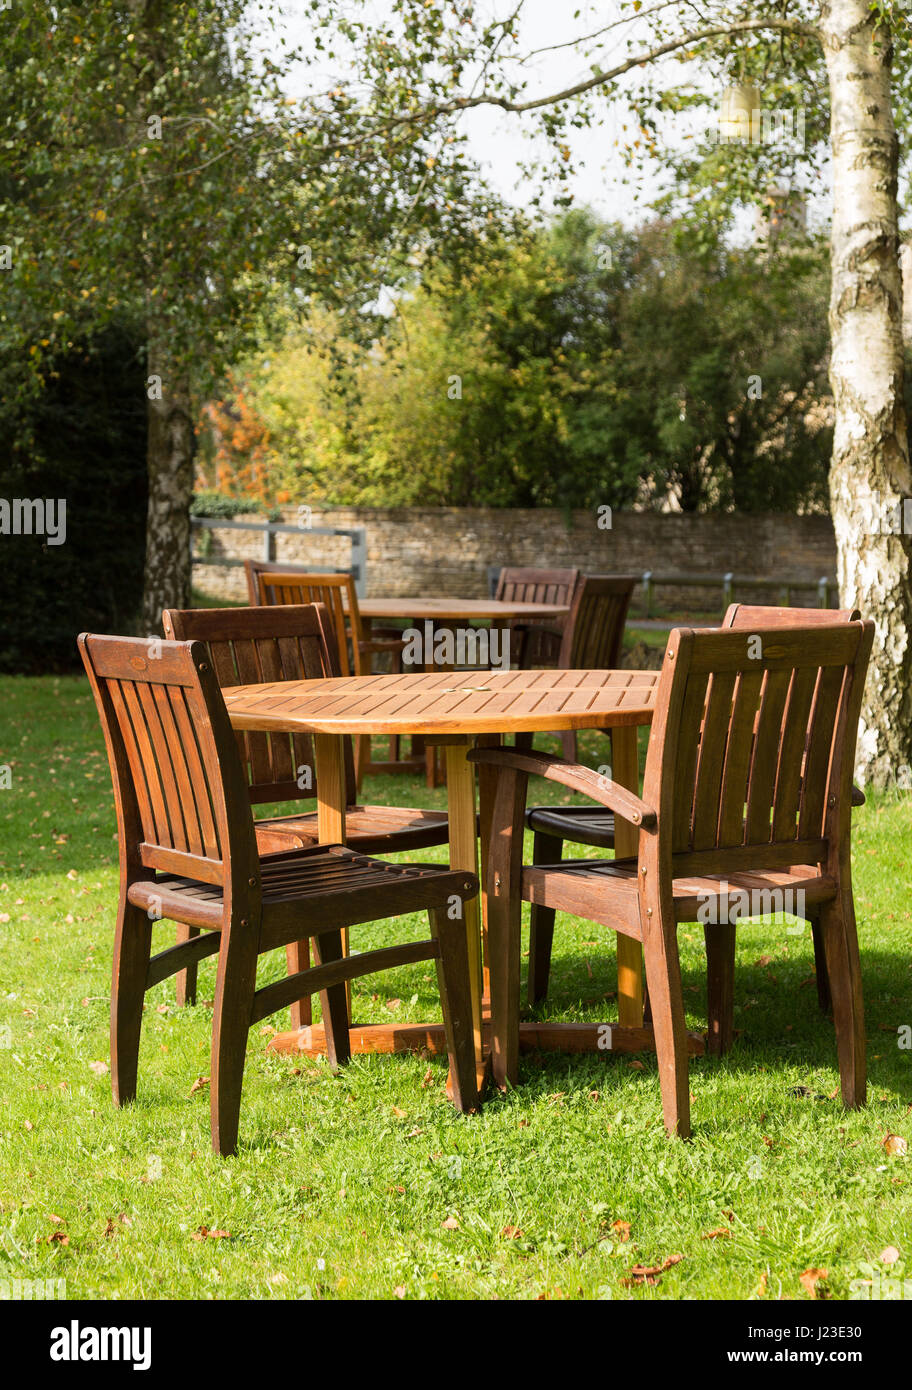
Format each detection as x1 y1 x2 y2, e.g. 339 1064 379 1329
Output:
78 565 873 1155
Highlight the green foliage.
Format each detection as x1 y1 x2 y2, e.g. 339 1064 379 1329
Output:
208 210 831 513
0 326 148 673
190 493 275 520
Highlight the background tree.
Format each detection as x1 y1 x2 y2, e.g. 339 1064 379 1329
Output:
1 0 501 631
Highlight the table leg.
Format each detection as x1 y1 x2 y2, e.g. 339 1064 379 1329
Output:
285 733 348 1031
444 740 485 1075
610 724 644 1027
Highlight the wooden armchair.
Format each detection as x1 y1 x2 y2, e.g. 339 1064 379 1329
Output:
162 602 454 1024
523 604 866 1029
78 632 479 1156
469 620 873 1137
493 566 581 668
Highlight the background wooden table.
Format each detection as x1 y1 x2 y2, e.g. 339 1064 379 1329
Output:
354 597 569 623
224 668 696 1072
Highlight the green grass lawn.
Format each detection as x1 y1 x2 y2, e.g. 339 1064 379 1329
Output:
1 673 911 1302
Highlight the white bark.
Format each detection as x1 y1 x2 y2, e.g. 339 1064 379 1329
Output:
820 0 912 786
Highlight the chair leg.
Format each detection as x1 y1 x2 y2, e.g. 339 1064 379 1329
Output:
817 892 866 1109
528 831 561 1005
429 909 479 1113
209 924 260 1157
488 865 523 1092
810 918 832 1013
110 899 153 1107
642 911 691 1138
311 930 351 1070
560 729 577 761
175 923 199 1007
354 735 368 792
704 923 736 1056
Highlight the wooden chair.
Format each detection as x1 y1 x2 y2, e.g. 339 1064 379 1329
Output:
469 620 873 1136
524 604 865 1025
162 602 453 1022
493 566 581 668
247 567 410 786
78 632 479 1156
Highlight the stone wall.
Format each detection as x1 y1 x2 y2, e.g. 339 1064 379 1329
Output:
192 507 838 614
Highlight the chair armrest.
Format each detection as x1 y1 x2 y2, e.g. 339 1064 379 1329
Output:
467 746 656 829
851 784 865 808
359 638 406 654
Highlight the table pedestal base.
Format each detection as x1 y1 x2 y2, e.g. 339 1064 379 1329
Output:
266 1020 705 1061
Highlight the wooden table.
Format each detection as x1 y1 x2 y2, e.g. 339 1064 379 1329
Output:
224 668 700 1074
355 597 569 623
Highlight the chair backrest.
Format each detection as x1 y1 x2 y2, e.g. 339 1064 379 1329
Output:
162 603 358 808
559 575 637 669
642 622 874 877
245 559 335 606
78 633 259 896
494 566 581 610
724 603 861 628
250 570 362 676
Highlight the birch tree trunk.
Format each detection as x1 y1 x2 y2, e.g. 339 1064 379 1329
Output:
140 342 195 634
820 1 912 786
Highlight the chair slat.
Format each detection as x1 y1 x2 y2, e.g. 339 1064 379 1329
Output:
671 672 710 853
798 665 846 840
691 671 737 851
744 669 791 843
717 670 764 847
771 667 819 841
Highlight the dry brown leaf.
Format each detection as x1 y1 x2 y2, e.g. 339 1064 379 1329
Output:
799 1267 827 1298
23 1120 33 1132
191 1226 230 1241
391 1105 407 1119
385 998 401 1012
441 1216 459 1230
757 1271 768 1297
500 1226 523 1239
623 1253 684 1287
701 1228 732 1240
394 1285 406 1299
47 1231 69 1246
189 1075 210 1095
611 1219 631 1242
48 1214 65 1225
420 1066 434 1089
627 1060 646 1071
880 1246 901 1265
883 1134 908 1157
88 1060 109 1077
757 954 773 967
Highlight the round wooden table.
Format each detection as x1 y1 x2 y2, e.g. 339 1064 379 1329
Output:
224 669 702 1075
356 597 569 622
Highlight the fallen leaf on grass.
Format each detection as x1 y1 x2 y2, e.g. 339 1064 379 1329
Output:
880 1246 901 1265
627 1060 646 1071
500 1226 523 1239
883 1134 908 1157
191 1226 230 1241
393 1285 406 1299
385 998 401 1012
622 1253 684 1287
757 1272 768 1297
441 1216 459 1230
799 1267 827 1298
48 1214 65 1225
88 1060 109 1077
189 1076 210 1095
610 1220 631 1243
390 1105 407 1119
701 1228 732 1240
47 1231 70 1246
421 1066 434 1089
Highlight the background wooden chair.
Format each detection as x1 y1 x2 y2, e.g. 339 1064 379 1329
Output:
162 602 455 1023
470 619 873 1137
524 604 865 1027
520 574 637 761
493 566 581 668
78 632 479 1156
247 568 410 785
